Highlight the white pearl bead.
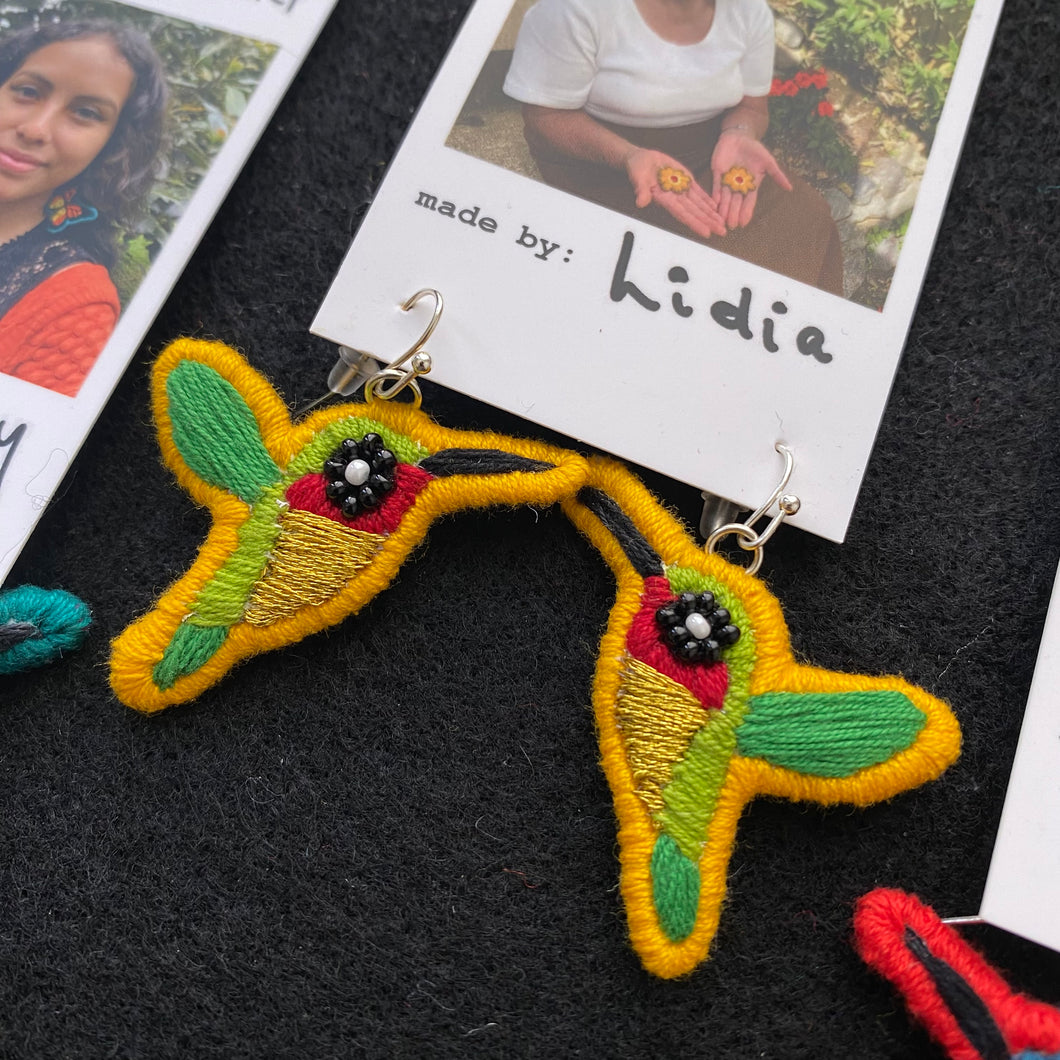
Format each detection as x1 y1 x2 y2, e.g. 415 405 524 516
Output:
344 458 371 486
684 612 712 640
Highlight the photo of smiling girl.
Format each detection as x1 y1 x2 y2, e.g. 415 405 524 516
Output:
0 20 166 397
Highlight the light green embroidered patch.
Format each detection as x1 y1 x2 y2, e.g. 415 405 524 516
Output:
654 564 757 859
285 417 428 481
190 482 288 626
657 702 745 860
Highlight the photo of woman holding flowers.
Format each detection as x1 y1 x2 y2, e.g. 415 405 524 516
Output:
449 0 974 307
502 0 844 295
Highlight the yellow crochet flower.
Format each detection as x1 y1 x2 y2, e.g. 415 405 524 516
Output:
722 166 757 195
657 166 692 193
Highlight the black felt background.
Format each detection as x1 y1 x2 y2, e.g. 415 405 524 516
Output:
3 0 1060 1056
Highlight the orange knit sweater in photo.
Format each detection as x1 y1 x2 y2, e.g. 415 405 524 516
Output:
0 263 120 397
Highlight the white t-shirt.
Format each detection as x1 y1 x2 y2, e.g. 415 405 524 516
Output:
504 0 775 128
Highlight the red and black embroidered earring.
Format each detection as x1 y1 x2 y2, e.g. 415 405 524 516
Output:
855 889 1060 1060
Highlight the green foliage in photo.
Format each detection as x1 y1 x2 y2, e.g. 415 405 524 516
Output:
777 0 973 133
802 0 897 69
865 208 911 249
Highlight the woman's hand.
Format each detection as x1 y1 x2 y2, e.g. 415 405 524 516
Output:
626 148 727 239
710 131 793 230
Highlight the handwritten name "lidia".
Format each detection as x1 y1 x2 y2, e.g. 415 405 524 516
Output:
610 231 834 364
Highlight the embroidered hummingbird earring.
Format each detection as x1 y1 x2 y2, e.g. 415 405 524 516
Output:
565 459 958 977
109 334 588 709
110 313 960 978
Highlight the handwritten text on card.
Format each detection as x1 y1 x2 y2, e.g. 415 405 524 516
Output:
0 421 27 495
412 191 833 364
611 232 833 364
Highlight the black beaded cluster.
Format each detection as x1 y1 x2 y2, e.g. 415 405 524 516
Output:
323 434 397 518
655 591 741 664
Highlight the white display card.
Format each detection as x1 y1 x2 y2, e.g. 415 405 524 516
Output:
313 0 1005 542
0 0 337 587
980 561 1060 955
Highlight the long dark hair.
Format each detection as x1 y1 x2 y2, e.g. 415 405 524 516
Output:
0 19 167 261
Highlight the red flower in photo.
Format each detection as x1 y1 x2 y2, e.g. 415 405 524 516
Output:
770 77 783 96
795 70 814 88
813 67 829 89
783 81 800 97
817 100 835 117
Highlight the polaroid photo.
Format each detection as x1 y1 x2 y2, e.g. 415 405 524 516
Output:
0 0 336 586
980 558 1060 955
313 0 1006 543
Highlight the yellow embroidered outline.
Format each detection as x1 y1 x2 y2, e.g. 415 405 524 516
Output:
111 338 961 981
109 338 589 713
563 456 961 978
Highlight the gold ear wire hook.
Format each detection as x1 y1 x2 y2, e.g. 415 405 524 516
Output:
363 289 442 409
705 444 800 575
